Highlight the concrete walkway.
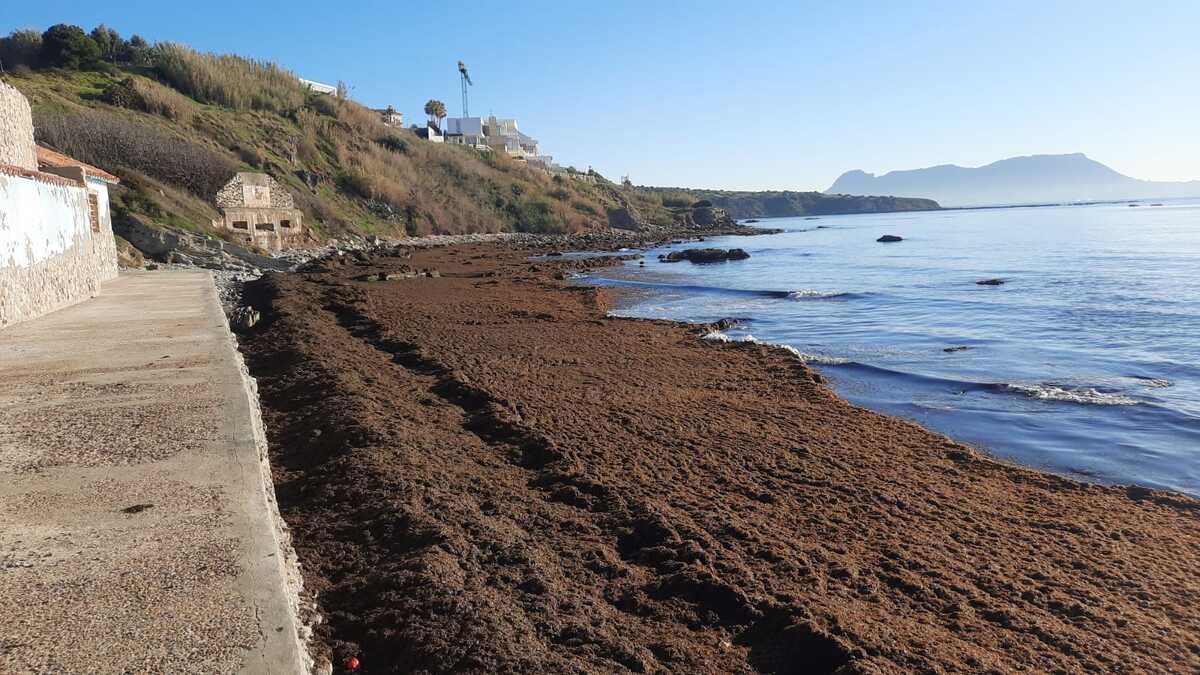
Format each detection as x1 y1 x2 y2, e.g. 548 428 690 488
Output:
0 272 309 674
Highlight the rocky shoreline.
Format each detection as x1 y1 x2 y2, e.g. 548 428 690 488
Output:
234 240 1200 674
206 222 773 316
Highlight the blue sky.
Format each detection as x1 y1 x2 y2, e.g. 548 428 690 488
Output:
6 1 1199 190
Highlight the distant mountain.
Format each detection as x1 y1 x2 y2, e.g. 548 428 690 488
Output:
827 154 1200 207
637 187 939 219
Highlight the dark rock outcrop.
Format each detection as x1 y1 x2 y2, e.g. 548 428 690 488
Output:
673 204 736 232
659 248 751 264
113 213 288 272
229 306 261 332
606 206 640 231
877 235 903 243
976 278 1006 286
710 317 748 331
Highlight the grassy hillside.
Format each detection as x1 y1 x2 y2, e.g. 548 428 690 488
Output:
637 187 941 220
3 32 679 246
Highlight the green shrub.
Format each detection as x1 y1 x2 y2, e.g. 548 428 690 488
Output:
336 170 373 199
572 200 600 217
234 144 265 168
513 198 559 233
307 92 339 117
660 192 694 208
102 76 194 124
377 134 408 154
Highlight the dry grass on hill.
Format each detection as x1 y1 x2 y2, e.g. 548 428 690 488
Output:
6 38 665 242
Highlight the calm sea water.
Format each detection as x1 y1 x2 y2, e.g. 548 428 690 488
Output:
585 200 1200 496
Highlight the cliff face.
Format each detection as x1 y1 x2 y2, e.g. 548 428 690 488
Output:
828 154 1200 207
639 188 939 220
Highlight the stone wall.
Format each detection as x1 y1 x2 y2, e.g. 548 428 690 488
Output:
216 172 295 209
268 179 294 209
215 175 247 208
0 172 118 328
0 82 37 171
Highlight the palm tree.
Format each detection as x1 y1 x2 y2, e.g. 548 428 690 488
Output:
424 99 447 129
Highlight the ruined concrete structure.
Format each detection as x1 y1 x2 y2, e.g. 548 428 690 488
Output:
212 172 304 250
1 82 119 328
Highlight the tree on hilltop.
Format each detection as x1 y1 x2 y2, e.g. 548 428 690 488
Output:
424 99 447 128
126 35 152 66
90 25 126 63
41 24 101 69
0 30 44 70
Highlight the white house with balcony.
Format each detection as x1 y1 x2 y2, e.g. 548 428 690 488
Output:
480 116 541 159
444 117 489 150
374 107 404 127
443 114 549 162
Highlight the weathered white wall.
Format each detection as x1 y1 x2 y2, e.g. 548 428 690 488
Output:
0 173 90 268
0 173 118 328
87 179 119 281
88 177 115 233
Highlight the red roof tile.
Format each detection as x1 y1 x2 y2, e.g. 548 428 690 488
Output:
35 145 121 184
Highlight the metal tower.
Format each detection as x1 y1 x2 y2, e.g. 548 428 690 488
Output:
458 61 473 117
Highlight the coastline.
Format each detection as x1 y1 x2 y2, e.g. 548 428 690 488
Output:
237 241 1200 673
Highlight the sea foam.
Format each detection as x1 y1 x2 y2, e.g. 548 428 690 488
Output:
1002 383 1138 406
787 289 850 300
703 332 852 365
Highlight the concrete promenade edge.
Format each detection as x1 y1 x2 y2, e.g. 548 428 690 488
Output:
0 271 312 674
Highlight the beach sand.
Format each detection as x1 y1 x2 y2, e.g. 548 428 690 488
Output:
239 242 1200 673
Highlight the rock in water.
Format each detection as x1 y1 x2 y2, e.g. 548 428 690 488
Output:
711 317 746 331
877 235 903 243
976 278 1006 286
660 248 751 264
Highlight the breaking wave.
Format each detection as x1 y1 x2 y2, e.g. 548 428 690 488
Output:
998 383 1138 406
702 331 760 343
786 289 857 300
702 332 853 364
778 344 853 364
702 329 1144 407
1132 377 1172 389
